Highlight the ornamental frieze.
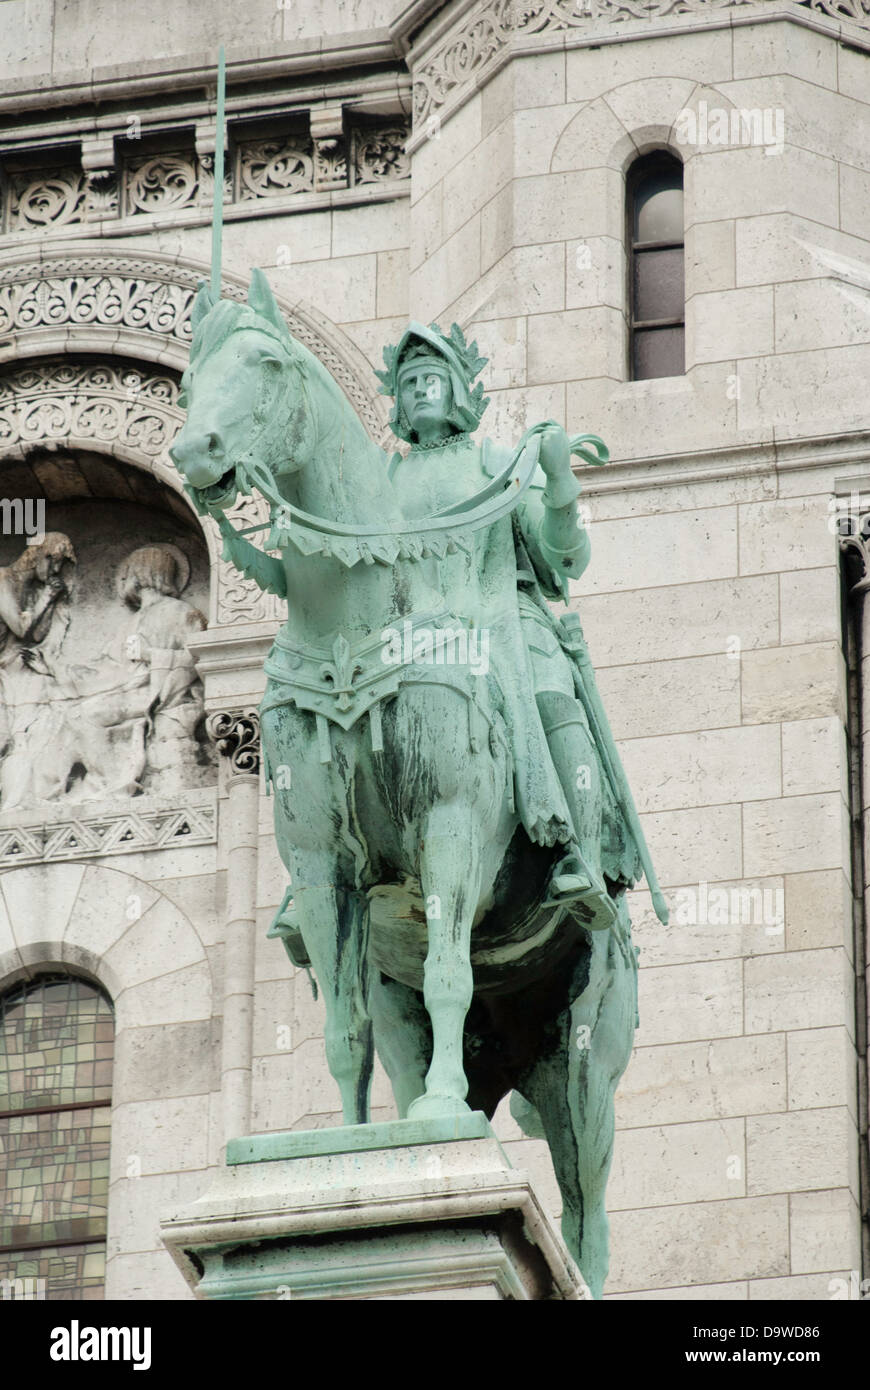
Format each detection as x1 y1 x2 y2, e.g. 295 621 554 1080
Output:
0 264 196 343
352 127 411 184
412 0 870 123
0 118 409 235
0 361 178 456
0 252 387 442
239 138 316 200
0 797 217 865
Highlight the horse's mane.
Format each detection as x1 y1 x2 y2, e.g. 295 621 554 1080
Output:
189 299 300 370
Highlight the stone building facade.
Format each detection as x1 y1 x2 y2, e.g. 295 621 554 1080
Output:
0 0 867 1299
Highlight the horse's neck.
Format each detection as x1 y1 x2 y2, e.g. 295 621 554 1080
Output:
291 371 402 528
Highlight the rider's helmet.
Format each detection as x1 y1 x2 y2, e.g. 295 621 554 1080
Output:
375 321 490 444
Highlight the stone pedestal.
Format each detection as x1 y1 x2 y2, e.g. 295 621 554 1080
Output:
160 1112 588 1300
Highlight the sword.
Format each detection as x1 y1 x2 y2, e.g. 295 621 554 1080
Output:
558 608 669 926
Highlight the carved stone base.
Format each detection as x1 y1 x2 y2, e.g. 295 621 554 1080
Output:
160 1113 589 1301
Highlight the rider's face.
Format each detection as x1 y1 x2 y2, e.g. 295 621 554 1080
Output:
399 364 453 441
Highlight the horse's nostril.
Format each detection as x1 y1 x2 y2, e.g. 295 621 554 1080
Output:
207 433 224 459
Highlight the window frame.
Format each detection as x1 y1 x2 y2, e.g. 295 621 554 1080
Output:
626 150 686 382
0 971 114 1291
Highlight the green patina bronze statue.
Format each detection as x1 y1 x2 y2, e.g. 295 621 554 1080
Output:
169 268 667 1298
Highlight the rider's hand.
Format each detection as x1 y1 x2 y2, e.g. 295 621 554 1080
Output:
538 423 571 479
539 425 580 510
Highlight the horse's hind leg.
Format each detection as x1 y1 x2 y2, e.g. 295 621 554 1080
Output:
520 898 637 1298
290 852 374 1125
407 804 481 1120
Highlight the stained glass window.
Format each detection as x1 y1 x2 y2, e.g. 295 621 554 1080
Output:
0 974 113 1300
628 152 685 380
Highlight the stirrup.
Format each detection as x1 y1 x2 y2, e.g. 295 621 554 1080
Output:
544 849 618 932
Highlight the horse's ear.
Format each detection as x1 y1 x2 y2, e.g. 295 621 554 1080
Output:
248 267 287 335
192 282 217 333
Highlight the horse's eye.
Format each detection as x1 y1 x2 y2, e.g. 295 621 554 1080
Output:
177 391 189 409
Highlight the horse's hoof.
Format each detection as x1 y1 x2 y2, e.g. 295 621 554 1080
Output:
407 1093 471 1122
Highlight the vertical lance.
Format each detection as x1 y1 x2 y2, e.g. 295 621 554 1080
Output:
210 45 226 300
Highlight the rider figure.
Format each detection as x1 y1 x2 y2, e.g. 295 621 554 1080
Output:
378 322 640 931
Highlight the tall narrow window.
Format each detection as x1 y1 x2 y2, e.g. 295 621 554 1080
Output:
0 974 113 1300
628 152 685 380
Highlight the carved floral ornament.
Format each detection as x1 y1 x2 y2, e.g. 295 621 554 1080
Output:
206 709 261 775
412 0 870 121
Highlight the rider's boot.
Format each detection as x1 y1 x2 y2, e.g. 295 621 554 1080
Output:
537 690 617 934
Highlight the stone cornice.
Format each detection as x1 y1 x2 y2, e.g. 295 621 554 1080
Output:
574 427 870 498
0 0 866 139
0 71 411 149
0 32 406 115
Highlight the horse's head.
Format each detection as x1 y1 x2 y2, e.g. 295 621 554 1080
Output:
170 269 313 510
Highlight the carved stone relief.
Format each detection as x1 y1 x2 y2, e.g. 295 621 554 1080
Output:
125 153 200 215
206 709 261 775
0 362 179 458
123 150 233 216
0 531 215 813
0 797 216 866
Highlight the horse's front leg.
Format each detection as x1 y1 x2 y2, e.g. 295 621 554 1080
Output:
290 850 374 1125
408 804 481 1121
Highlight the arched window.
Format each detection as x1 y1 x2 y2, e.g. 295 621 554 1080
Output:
627 152 685 380
0 974 113 1300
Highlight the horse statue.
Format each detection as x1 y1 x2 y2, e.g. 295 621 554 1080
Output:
169 268 667 1299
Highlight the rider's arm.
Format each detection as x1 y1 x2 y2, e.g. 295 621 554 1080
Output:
517 427 590 600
